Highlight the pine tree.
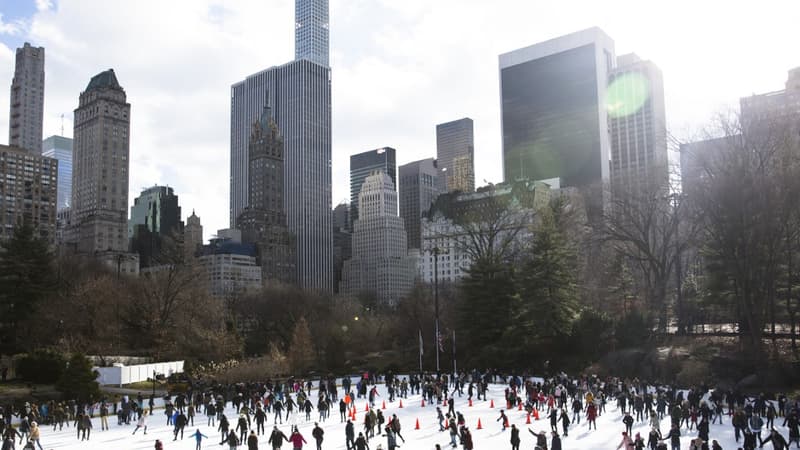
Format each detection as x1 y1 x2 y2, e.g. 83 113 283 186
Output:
0 220 55 353
56 353 100 401
515 197 578 344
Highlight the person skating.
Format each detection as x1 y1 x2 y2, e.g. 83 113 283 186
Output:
238 414 250 443
647 427 662 450
437 407 446 432
385 426 399 450
27 422 42 450
449 417 459 448
623 412 634 436
633 432 645 450
256 407 267 435
225 429 240 450
587 402 598 430
529 428 548 450
79 413 92 441
390 414 404 443
269 426 289 450
312 423 324 450
510 424 520 450
345 420 356 450
174 410 188 440
192 429 208 450
661 424 681 450
247 430 259 450
762 428 789 450
551 431 562 450
219 414 230 443
462 427 473 450
617 431 634 450
132 411 148 435
154 439 164 450
751 414 766 446
711 440 723 450
289 426 307 450
498 409 509 431
559 408 570 437
548 407 558 433
354 432 368 450
744 428 758 450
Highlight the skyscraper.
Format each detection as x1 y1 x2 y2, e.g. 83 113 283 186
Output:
70 69 131 255
0 144 57 242
236 105 296 285
8 43 45 153
128 185 183 267
295 0 329 67
184 210 203 261
41 135 73 211
349 147 396 226
341 171 414 305
608 54 668 192
741 67 800 135
332 201 351 293
499 27 615 192
436 118 474 192
231 0 332 291
398 158 440 250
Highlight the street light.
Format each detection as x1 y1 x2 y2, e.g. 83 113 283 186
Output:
152 370 157 397
432 246 447 374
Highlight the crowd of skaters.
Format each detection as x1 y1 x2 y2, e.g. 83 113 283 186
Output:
0 369 799 450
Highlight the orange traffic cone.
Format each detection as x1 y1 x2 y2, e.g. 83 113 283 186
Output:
518 402 522 411
415 418 420 430
468 399 473 407
365 403 369 412
399 399 403 408
382 401 386 410
526 413 531 424
421 398 425 407
476 418 483 430
490 399 494 408
533 409 540 420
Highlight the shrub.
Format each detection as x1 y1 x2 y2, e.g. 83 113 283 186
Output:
16 350 67 384
56 353 100 401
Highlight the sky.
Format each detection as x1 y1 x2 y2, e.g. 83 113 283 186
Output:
0 0 798 241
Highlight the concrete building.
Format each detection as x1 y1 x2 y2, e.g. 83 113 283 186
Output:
420 179 551 284
230 0 332 291
236 105 296 285
69 69 131 254
41 135 73 211
349 147 396 227
199 231 262 298
342 171 415 305
0 144 57 242
332 202 351 293
741 67 800 137
8 43 45 153
128 185 183 267
183 210 203 261
436 118 474 192
499 27 614 216
608 54 668 193
398 158 440 250
295 0 329 67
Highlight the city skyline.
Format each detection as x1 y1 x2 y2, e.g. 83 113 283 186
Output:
0 0 799 239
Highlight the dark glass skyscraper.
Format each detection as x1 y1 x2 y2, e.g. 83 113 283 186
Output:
41 135 73 211
499 28 615 190
399 158 440 250
349 147 396 227
436 118 474 192
128 185 183 267
295 0 329 67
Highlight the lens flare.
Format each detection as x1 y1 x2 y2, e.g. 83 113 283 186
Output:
607 73 650 118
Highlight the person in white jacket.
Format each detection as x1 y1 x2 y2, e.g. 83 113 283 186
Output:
132 411 148 435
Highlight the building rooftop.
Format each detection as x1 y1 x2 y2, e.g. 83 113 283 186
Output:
86 69 122 91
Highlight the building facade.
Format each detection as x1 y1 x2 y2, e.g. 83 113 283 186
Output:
436 118 474 192
398 158 440 250
41 135 73 211
499 28 615 195
420 179 551 284
341 171 414 305
230 60 331 291
128 185 183 267
183 210 203 261
295 0 329 67
740 67 800 136
349 147 396 227
199 232 262 298
608 54 668 193
0 144 57 242
236 105 296 285
8 43 45 153
69 69 131 254
332 202 351 293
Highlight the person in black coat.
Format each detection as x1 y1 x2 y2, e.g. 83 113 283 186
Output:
510 424 521 450
761 428 789 450
551 431 562 450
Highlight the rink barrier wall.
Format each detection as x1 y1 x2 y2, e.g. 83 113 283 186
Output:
94 361 184 386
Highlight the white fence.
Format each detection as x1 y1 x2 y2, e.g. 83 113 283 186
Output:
94 361 184 386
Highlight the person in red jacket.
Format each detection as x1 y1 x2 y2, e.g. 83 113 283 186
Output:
289 427 307 450
587 403 598 430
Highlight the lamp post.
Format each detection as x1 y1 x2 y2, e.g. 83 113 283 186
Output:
432 246 442 374
152 370 157 396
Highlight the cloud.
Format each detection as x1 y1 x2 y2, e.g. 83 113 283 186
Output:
0 13 26 35
35 0 53 11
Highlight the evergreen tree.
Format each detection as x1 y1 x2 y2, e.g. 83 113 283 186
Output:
515 197 579 346
56 353 100 401
0 220 55 353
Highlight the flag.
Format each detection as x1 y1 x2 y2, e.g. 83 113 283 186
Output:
419 329 424 356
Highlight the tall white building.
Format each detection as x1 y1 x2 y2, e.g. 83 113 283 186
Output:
198 231 262 298
342 171 414 305
8 43 45 153
608 54 668 192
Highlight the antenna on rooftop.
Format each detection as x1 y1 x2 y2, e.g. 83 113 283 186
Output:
60 114 64 136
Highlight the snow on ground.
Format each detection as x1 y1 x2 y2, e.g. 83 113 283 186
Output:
26 382 763 449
